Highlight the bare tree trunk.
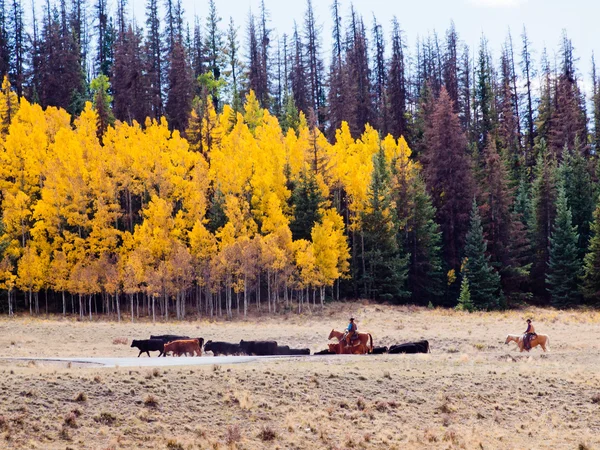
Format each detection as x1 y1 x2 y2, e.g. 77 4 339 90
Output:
8 289 13 317
79 294 82 320
89 295 93 321
62 291 66 316
244 274 248 318
152 295 156 323
116 292 121 322
130 294 134 322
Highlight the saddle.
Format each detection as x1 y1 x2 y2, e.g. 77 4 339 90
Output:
523 333 536 350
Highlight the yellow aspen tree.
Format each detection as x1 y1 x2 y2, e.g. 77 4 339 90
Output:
0 75 19 136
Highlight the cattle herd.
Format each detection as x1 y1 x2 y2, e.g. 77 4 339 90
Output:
130 335 430 357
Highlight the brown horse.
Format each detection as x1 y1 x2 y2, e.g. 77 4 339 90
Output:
328 329 373 354
505 334 550 352
328 342 368 355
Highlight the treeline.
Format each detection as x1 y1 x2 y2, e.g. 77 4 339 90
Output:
1 0 600 318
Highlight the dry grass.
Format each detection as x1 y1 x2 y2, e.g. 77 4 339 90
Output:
1 303 600 448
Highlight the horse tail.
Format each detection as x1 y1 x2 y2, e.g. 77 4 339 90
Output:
369 334 373 353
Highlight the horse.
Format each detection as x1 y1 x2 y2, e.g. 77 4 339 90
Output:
328 329 373 354
328 342 368 355
505 334 550 352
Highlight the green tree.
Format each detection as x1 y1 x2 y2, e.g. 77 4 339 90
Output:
404 175 444 305
559 145 594 260
359 147 409 301
289 170 324 241
90 74 114 140
456 276 473 312
463 199 502 310
546 184 582 308
582 198 600 304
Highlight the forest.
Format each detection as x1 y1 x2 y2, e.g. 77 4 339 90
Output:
0 0 599 320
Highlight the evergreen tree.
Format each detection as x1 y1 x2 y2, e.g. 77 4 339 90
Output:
530 143 557 298
559 146 594 260
423 87 474 270
387 17 407 140
89 74 114 140
456 276 473 312
520 27 536 165
546 184 581 308
463 199 502 310
359 147 409 301
582 199 600 304
303 0 324 126
404 174 444 305
289 170 324 241
165 40 193 132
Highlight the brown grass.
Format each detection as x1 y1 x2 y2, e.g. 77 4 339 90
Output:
1 303 600 449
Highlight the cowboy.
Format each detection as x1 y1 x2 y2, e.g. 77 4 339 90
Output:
523 319 536 351
343 318 357 347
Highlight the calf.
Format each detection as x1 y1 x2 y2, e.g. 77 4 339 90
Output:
131 339 165 357
370 346 388 354
239 340 278 356
288 348 310 355
150 334 190 343
204 341 243 356
164 339 202 357
314 349 335 355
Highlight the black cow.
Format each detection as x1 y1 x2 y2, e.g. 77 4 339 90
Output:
370 346 388 354
150 334 190 343
204 341 244 356
131 339 165 357
389 340 430 354
314 349 335 355
288 348 310 355
275 345 291 355
239 340 278 356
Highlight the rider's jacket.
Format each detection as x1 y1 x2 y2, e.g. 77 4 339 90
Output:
347 322 357 333
525 323 536 334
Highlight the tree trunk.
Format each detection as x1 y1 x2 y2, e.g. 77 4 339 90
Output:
62 291 66 316
116 292 121 322
152 295 156 323
89 295 93 321
244 273 248 318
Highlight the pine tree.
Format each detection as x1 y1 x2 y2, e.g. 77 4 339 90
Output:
546 184 581 308
145 0 163 118
404 174 444 305
326 0 345 139
559 146 593 260
387 17 407 140
456 276 473 312
530 143 557 298
165 40 193 132
89 74 114 140
304 0 324 126
582 199 600 304
521 27 535 165
463 199 502 310
359 147 409 301
423 87 474 270
289 170 324 241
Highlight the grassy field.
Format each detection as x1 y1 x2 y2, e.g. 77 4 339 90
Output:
1 303 600 449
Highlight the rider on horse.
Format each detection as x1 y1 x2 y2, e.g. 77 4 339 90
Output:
343 318 357 347
523 319 536 350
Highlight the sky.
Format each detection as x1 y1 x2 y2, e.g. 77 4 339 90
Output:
113 0 599 93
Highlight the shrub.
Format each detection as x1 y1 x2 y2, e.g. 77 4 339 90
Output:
112 337 128 345
257 426 276 442
74 392 87 403
225 425 241 445
144 394 158 408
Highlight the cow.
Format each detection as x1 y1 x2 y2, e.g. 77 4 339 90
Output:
288 348 310 355
131 339 165 357
239 340 278 356
150 334 190 343
388 340 430 354
275 345 291 355
163 339 202 357
370 346 388 354
314 349 335 355
204 341 244 356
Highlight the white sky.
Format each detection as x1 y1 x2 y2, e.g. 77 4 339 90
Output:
138 0 597 83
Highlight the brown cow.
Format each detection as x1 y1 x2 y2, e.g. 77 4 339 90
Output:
164 339 202 357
